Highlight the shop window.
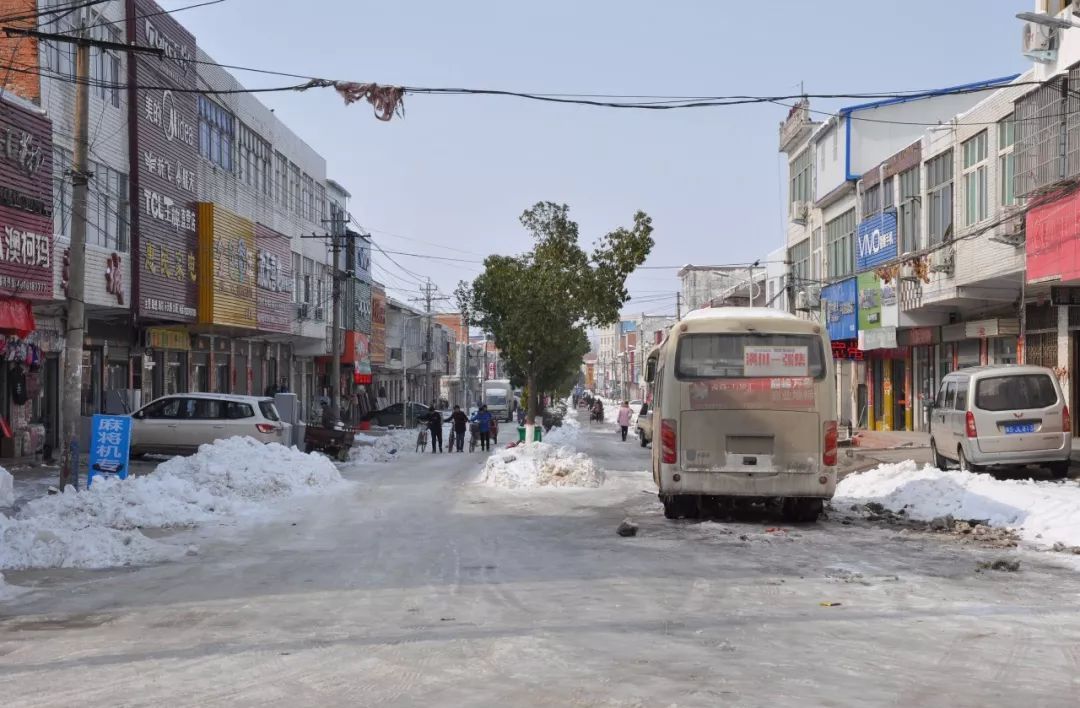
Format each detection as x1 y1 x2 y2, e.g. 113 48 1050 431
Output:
992 337 1018 364
998 114 1017 207
789 148 812 204
53 148 129 251
957 340 980 369
198 96 235 172
926 150 954 246
962 131 989 226
826 209 856 279
237 122 272 196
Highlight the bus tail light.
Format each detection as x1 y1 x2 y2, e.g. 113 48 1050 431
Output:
823 421 838 467
661 419 677 464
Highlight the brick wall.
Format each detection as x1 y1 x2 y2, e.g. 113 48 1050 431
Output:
0 1 39 103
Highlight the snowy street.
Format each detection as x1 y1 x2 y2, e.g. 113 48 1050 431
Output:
4 416 1080 706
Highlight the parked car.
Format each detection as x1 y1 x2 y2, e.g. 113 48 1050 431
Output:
636 405 653 448
363 402 432 428
130 393 290 457
928 365 1071 477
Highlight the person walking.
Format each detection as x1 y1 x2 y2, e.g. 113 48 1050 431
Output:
448 405 468 452
617 400 632 442
490 416 500 447
472 405 493 451
426 405 443 453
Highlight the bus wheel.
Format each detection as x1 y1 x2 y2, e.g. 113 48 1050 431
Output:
782 497 823 523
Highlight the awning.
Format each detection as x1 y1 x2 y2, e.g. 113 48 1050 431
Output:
0 299 35 338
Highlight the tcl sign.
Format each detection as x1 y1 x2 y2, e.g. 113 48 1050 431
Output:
1028 189 1080 283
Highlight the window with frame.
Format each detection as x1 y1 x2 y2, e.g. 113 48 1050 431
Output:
898 167 921 253
862 183 880 216
293 253 303 304
962 132 989 226
301 174 315 221
42 5 121 107
53 147 129 251
788 238 810 290
316 183 327 224
926 150 954 246
882 176 895 210
1043 0 1069 14
275 152 289 208
237 123 271 195
998 113 1017 207
198 96 235 171
289 163 302 214
811 227 822 281
825 208 856 279
302 258 314 308
789 148 812 204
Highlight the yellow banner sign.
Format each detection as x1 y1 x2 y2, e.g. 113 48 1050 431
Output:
197 203 256 328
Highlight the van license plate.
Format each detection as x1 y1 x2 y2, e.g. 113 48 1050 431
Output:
1004 423 1035 434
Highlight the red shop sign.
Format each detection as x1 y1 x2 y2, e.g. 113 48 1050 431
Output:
1027 188 1080 283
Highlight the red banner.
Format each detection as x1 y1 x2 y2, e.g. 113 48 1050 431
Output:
1027 188 1080 283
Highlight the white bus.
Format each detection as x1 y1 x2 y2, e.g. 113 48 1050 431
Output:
482 379 514 421
645 308 837 522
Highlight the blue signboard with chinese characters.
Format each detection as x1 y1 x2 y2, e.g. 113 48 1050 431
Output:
87 414 132 487
855 212 898 271
820 278 858 342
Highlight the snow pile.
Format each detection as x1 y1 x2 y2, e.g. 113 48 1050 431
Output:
0 466 12 507
0 437 344 571
154 437 343 501
836 461 1080 548
348 429 419 464
481 442 605 489
543 413 581 446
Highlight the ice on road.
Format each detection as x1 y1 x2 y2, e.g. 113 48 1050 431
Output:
3 416 1080 707
837 460 1080 548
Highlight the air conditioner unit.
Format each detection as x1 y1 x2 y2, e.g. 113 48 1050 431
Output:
899 261 918 281
297 303 309 319
930 246 955 275
789 200 810 225
1022 21 1057 63
794 288 820 312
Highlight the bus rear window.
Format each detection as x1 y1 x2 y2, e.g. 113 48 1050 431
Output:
675 333 826 380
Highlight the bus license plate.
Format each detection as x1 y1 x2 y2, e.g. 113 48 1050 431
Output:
1004 423 1035 435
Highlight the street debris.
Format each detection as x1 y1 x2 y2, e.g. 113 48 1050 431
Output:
819 602 842 607
835 461 1080 549
977 559 1021 573
480 442 604 489
617 518 639 537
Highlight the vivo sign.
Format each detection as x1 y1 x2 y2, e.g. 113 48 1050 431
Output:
855 212 898 271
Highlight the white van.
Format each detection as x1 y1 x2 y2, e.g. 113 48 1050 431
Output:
645 308 837 522
928 365 1071 477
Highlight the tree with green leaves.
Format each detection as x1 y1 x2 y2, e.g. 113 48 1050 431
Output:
456 202 653 428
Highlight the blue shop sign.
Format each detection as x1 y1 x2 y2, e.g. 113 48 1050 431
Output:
821 278 858 341
88 414 132 487
855 211 898 271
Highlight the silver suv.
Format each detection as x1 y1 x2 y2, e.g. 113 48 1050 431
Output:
928 365 1071 478
130 393 290 457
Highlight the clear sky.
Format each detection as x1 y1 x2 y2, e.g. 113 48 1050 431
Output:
162 0 1029 316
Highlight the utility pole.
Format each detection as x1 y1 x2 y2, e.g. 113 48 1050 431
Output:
412 279 448 405
303 207 350 425
2 23 164 490
676 292 682 321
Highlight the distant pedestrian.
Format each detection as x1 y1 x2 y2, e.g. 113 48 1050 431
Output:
426 405 443 453
472 405 494 451
617 401 632 441
447 405 468 452
490 416 500 446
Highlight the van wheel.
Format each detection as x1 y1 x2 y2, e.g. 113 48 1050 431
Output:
930 439 948 470
1050 461 1070 480
957 448 981 473
782 498 823 523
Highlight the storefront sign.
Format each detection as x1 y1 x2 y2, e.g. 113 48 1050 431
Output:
132 0 198 321
965 318 1019 339
859 326 898 351
821 278 857 341
87 415 132 487
897 326 939 347
254 224 293 334
856 212 898 271
354 278 372 333
146 327 190 350
831 340 864 361
371 285 386 365
197 203 256 328
1026 185 1080 283
857 272 881 329
0 96 53 300
744 346 809 377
